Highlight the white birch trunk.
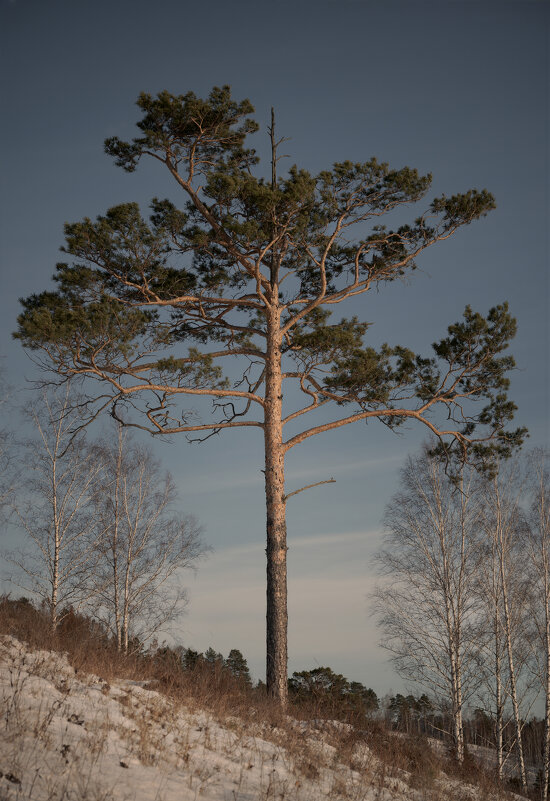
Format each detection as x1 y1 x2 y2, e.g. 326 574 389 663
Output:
51 457 60 633
496 480 527 790
541 475 550 801
113 427 123 651
526 452 550 800
453 652 465 763
543 604 550 801
501 583 527 789
49 414 64 633
123 547 131 654
495 612 504 780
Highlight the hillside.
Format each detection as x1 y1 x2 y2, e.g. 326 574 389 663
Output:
0 634 523 801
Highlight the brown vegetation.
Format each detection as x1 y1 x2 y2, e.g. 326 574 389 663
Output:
0 595 529 800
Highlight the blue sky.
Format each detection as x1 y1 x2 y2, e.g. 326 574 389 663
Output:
0 0 548 691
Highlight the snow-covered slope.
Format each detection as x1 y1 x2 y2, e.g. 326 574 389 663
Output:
0 636 518 800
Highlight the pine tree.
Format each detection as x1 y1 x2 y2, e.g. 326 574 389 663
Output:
204 646 224 666
182 648 203 671
15 86 525 705
225 648 251 685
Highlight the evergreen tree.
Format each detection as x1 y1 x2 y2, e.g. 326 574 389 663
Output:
289 667 378 717
204 646 224 667
15 86 525 705
289 666 349 700
182 648 203 671
347 681 379 713
225 648 251 685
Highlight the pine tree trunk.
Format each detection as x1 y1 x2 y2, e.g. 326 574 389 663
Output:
264 305 288 707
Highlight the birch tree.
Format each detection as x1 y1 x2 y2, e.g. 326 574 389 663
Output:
7 387 101 631
90 425 204 652
474 506 509 779
373 450 483 762
0 369 15 519
479 460 532 791
15 87 524 704
526 450 550 800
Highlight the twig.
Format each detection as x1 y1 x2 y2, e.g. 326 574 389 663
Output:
283 478 335 501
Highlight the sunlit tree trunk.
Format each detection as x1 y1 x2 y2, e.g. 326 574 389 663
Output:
264 303 288 707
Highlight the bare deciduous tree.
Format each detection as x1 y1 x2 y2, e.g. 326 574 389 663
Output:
373 449 483 762
7 386 101 631
479 460 533 791
0 369 14 518
527 449 550 800
473 503 509 779
89 425 205 652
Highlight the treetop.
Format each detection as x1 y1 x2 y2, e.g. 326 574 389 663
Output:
14 85 523 464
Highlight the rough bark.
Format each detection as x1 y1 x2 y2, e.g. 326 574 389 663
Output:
264 304 288 707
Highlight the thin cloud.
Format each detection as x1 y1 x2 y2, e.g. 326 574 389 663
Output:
178 523 387 687
182 453 402 496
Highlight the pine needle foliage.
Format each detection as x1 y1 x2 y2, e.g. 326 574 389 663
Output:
14 86 525 703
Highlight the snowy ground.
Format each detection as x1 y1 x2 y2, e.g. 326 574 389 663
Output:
0 636 521 801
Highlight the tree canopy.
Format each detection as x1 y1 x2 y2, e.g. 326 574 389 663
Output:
15 86 525 704
16 86 523 461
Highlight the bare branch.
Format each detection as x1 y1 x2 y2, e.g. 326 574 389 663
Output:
283 478 335 502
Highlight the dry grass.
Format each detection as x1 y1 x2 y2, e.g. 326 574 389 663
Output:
0 596 528 801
